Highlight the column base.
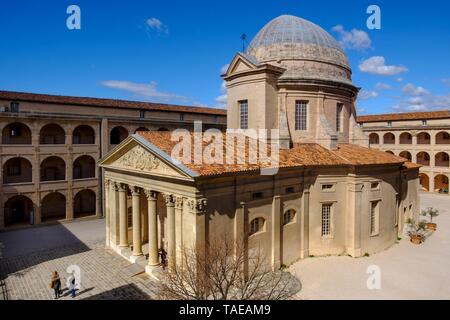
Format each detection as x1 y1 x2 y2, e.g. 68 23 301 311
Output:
145 265 163 281
346 247 362 258
300 249 309 259
130 254 145 264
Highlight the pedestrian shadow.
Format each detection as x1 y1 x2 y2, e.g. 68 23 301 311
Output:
62 287 94 298
81 284 152 300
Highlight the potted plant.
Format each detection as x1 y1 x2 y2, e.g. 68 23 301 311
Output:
421 207 439 231
406 219 426 244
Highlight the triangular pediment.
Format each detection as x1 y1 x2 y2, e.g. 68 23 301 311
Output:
225 53 259 76
99 136 197 180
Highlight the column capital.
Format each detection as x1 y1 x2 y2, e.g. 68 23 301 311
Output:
131 186 141 196
104 179 110 188
163 193 175 206
118 183 128 192
175 196 184 210
144 189 158 201
111 181 120 191
187 198 207 213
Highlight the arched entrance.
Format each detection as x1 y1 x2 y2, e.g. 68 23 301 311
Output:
74 189 96 218
3 157 32 184
434 175 449 194
73 125 95 144
419 173 430 191
2 122 32 144
4 195 34 227
369 133 379 145
73 155 95 179
40 156 66 181
40 124 65 144
399 151 412 162
110 126 128 145
41 192 66 222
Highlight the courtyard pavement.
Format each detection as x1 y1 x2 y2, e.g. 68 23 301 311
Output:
1 192 449 300
290 192 450 300
0 219 159 300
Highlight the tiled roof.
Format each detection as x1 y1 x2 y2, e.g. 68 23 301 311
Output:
357 110 450 123
137 131 409 177
0 90 227 116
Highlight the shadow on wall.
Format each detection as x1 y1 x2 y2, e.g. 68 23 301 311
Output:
0 222 91 281
81 283 152 300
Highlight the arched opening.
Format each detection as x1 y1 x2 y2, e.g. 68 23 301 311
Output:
74 189 96 218
385 151 394 155
39 124 65 144
41 192 66 222
157 127 169 132
436 132 450 145
369 133 379 145
73 125 95 144
73 155 95 179
249 217 265 236
134 127 149 133
434 175 449 194
4 195 34 227
399 132 412 144
417 132 430 145
110 126 128 145
416 152 430 166
283 209 296 226
419 173 430 191
3 157 32 184
435 152 450 167
2 122 32 144
383 133 395 144
399 151 412 161
40 156 66 182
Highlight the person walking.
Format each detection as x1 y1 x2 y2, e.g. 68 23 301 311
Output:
68 276 76 298
158 248 167 269
49 271 61 299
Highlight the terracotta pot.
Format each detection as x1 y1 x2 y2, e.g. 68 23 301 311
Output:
426 223 437 231
410 235 423 245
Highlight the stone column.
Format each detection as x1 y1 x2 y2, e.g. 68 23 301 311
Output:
131 187 143 257
271 195 281 271
164 194 176 270
118 183 128 248
175 196 184 266
110 181 120 247
104 180 110 246
145 190 159 268
300 182 310 259
346 181 363 257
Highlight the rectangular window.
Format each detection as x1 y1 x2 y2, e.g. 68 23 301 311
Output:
322 184 335 191
127 208 132 228
387 121 392 127
336 103 343 132
10 102 19 113
371 182 380 190
252 192 263 200
239 100 248 129
7 165 21 176
179 113 184 121
295 101 308 130
321 204 332 237
370 201 380 236
422 120 427 126
286 187 295 194
139 110 145 119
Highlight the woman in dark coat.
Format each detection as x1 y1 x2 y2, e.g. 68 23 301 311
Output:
50 271 62 299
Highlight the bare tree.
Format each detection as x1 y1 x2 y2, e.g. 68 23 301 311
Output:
158 236 300 300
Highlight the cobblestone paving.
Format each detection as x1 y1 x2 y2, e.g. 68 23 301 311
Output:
0 240 160 300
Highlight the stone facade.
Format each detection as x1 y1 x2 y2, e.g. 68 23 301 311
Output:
358 111 450 194
0 92 226 230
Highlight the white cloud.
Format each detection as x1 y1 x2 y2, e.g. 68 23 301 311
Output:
215 80 227 108
375 82 392 90
396 77 404 82
332 25 371 51
101 80 185 101
359 56 408 76
220 64 230 75
358 89 379 100
402 83 430 96
145 17 168 35
442 78 450 87
390 82 450 112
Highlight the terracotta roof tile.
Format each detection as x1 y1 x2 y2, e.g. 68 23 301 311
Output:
357 110 450 123
138 132 410 177
0 90 227 116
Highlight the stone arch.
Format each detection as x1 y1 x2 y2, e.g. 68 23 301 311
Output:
419 173 430 191
399 151 412 162
73 125 95 144
436 131 450 144
134 127 149 133
435 152 449 167
40 156 66 181
417 132 430 144
4 195 34 227
73 155 95 179
40 124 65 144
416 152 430 166
399 132 412 144
369 133 379 145
74 189 96 218
157 127 169 132
2 122 32 144
3 157 32 184
110 126 128 144
41 192 66 222
383 132 395 144
434 174 449 194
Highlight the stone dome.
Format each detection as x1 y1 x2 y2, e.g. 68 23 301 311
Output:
246 15 352 85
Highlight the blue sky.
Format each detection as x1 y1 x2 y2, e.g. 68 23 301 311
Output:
0 0 449 115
